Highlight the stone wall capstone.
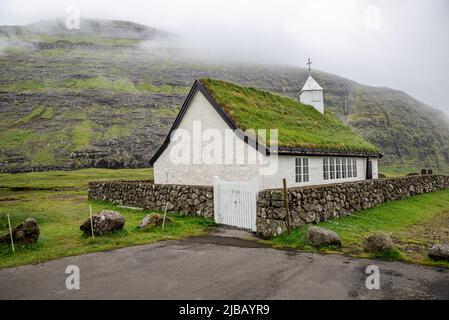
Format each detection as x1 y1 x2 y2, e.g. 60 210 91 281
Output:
88 180 214 218
256 175 449 238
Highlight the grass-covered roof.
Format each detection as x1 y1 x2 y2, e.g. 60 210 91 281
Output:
199 78 380 155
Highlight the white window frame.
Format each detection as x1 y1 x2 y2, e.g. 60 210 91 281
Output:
336 158 342 179
295 157 302 182
295 157 309 183
303 158 309 182
324 157 358 181
347 158 353 178
323 158 329 180
329 157 335 179
352 158 357 177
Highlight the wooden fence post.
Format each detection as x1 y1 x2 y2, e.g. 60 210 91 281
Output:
89 205 95 239
7 213 15 253
162 203 168 230
283 179 292 235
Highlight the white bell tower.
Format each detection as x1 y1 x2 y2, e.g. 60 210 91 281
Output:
299 58 324 114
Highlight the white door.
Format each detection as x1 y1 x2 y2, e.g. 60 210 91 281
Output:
213 176 259 231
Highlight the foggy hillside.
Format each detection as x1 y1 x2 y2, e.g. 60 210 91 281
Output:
0 19 448 175
0 18 172 40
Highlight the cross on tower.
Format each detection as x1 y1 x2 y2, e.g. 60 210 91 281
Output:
306 58 312 75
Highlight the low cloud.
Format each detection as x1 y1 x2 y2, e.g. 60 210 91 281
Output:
0 0 448 111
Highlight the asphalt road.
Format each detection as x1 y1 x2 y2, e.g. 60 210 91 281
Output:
1 231 448 300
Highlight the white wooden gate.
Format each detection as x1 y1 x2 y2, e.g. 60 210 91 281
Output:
213 176 259 231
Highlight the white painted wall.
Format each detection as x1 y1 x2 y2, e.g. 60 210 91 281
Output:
299 90 324 114
154 90 380 189
371 158 379 179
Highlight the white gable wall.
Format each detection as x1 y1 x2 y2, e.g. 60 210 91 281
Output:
299 90 324 114
154 90 264 186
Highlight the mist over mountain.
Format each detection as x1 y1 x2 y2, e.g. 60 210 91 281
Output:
0 19 448 175
0 18 172 39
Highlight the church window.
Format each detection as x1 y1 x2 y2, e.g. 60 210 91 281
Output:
347 158 353 178
329 157 335 179
296 157 309 183
323 158 329 180
323 157 358 180
336 158 342 179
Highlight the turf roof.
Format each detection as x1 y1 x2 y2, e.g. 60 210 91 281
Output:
199 78 380 155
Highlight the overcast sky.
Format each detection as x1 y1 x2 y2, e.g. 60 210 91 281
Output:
1 0 448 112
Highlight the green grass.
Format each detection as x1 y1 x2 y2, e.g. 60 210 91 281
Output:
3 80 47 92
154 108 179 117
0 168 153 190
39 48 66 57
62 76 139 93
199 78 380 154
379 162 424 177
14 106 46 124
373 248 403 261
103 125 132 140
11 34 142 46
30 149 53 166
0 47 31 55
0 168 214 269
136 82 190 94
71 120 99 149
40 107 54 119
0 128 33 148
1 77 152 94
0 127 73 167
265 189 449 267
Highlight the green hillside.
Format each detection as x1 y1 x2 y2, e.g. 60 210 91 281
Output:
0 19 448 175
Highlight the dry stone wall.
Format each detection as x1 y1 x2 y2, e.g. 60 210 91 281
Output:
89 175 449 238
88 180 214 218
256 175 449 238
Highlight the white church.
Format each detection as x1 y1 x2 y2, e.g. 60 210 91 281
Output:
150 61 381 189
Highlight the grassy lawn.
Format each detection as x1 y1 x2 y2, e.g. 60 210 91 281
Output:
0 168 153 190
2 168 447 269
0 169 214 269
265 189 449 268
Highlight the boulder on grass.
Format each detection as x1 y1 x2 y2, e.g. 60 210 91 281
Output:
307 226 341 247
80 210 125 235
139 214 171 230
364 233 395 253
0 218 39 245
428 244 449 261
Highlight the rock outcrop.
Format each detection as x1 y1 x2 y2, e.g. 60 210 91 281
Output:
363 233 395 253
306 226 341 247
139 214 171 229
80 210 125 235
0 218 39 245
428 244 449 261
